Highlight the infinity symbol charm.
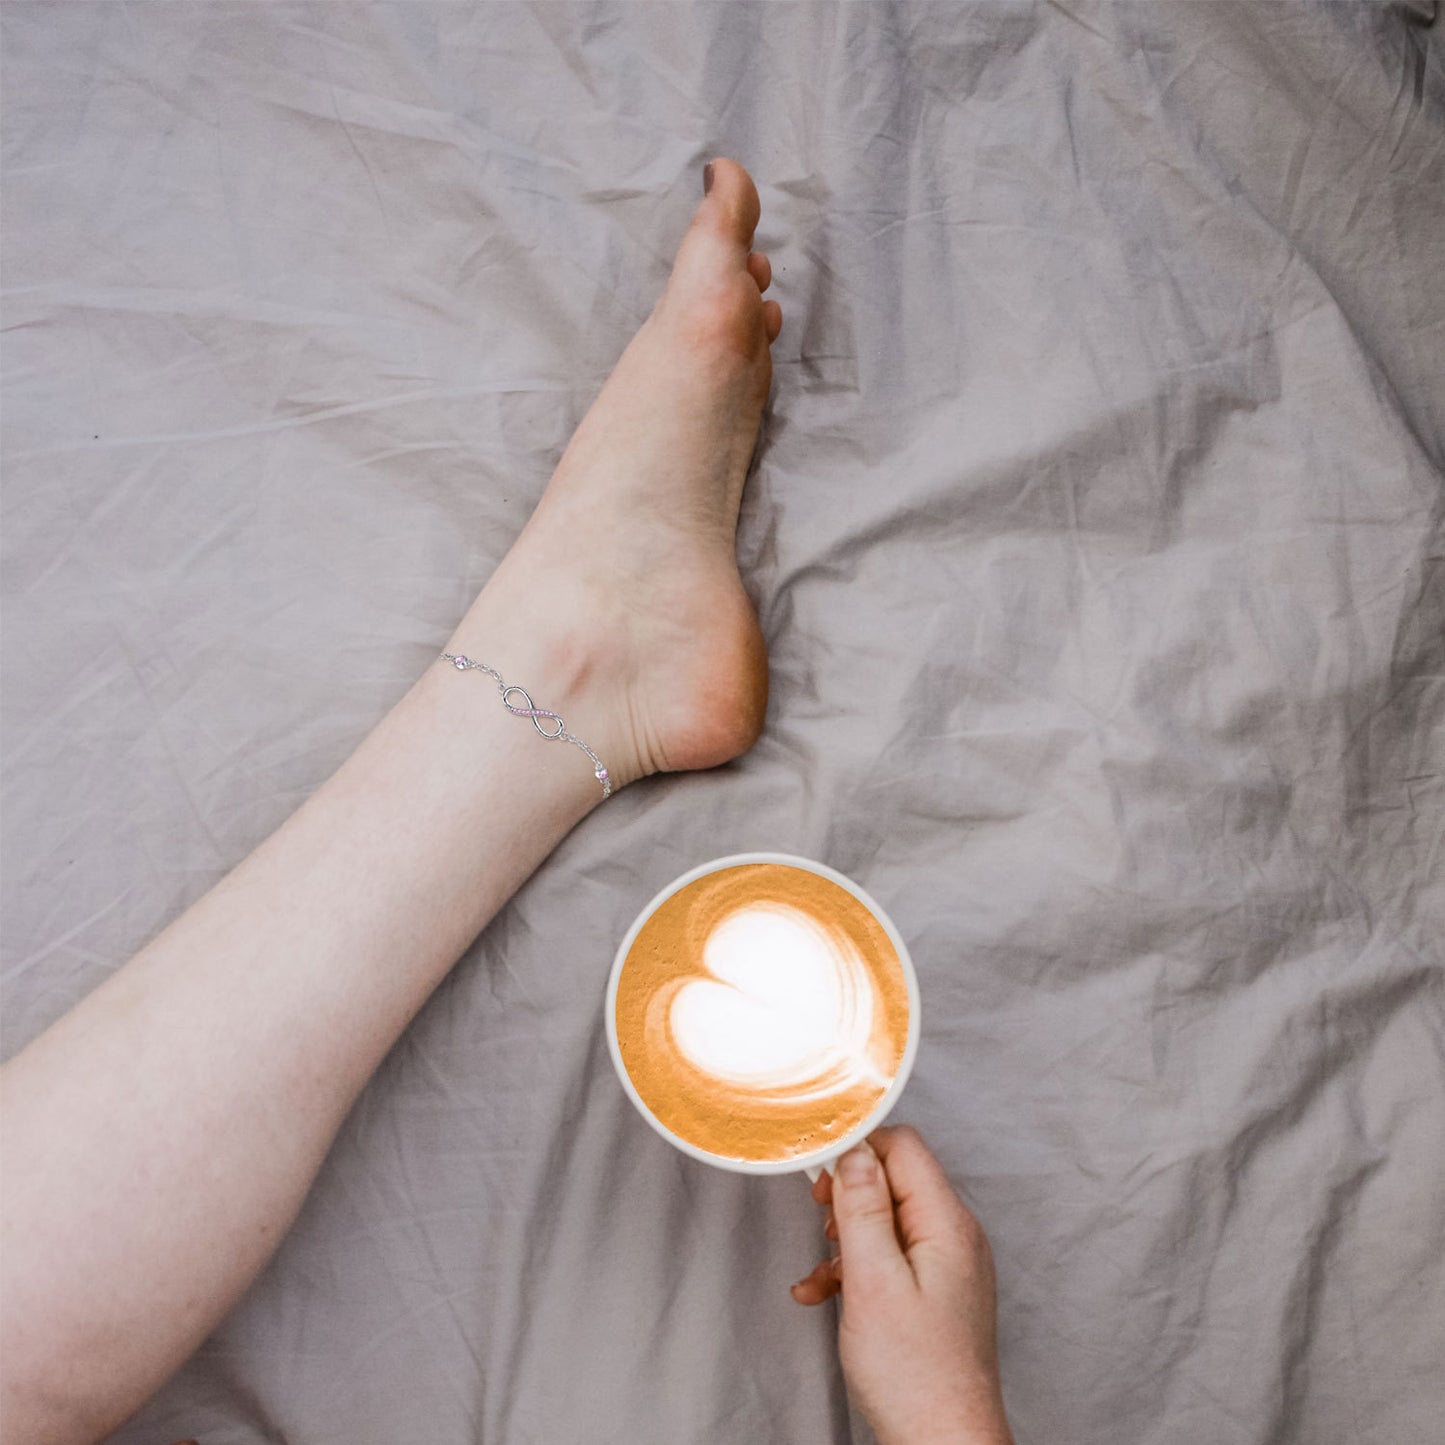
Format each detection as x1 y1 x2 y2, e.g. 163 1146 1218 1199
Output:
443 652 608 797
502 685 565 739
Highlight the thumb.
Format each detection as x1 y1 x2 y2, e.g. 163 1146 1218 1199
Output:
831 1140 909 1295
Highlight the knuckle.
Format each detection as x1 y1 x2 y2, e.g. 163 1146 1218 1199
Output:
955 1212 994 1262
947 1202 982 1236
841 1270 911 1316
848 1200 897 1230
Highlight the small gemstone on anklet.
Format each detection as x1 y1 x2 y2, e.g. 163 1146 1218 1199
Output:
452 655 469 669
595 766 609 783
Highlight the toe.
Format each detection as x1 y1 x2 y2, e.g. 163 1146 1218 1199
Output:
683 157 760 262
660 161 779 360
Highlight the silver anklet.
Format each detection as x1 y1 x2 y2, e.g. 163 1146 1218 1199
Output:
440 653 612 799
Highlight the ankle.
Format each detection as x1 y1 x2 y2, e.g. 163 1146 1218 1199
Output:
446 564 649 794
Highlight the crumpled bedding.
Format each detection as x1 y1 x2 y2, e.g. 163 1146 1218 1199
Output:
3 3 1442 1442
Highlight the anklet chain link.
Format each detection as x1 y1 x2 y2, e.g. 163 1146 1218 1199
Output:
440 653 612 800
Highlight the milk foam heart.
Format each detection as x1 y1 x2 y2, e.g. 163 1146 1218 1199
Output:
613 862 912 1164
668 904 884 1095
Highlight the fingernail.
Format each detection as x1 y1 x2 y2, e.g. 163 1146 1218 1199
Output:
703 161 715 196
838 1142 878 1186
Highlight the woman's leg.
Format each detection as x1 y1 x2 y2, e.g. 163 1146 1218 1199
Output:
0 158 780 1445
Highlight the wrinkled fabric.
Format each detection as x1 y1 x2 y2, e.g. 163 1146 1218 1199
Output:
2 3 1442 1443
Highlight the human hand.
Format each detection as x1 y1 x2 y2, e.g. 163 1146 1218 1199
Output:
791 1126 1014 1445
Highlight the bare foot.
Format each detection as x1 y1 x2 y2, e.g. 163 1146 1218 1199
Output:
450 157 780 789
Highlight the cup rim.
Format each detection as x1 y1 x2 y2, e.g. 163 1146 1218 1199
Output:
604 851 921 1175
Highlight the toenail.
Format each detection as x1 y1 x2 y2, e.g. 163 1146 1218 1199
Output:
704 161 715 196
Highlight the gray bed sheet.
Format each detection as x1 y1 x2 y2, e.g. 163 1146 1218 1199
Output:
3 3 1443 1442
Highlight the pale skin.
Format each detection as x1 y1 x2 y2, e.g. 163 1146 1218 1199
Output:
0 159 1013 1445
796 1132 1015 1445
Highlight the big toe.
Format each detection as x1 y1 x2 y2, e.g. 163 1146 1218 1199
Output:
656 157 776 365
677 157 760 270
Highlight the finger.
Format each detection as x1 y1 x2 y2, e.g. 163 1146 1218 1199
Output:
831 1140 910 1294
868 1125 981 1260
824 1211 838 1242
790 1257 841 1305
811 1171 834 1206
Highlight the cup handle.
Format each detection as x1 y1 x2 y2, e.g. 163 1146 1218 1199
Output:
804 1161 835 1184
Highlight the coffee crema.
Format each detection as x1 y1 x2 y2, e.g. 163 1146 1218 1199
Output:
614 863 910 1163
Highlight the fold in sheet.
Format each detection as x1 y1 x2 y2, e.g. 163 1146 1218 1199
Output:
2 4 1441 1442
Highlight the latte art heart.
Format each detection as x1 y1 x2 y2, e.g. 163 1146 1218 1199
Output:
668 904 888 1099
614 863 911 1164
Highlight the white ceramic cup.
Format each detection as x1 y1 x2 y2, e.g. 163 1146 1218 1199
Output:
604 851 921 1179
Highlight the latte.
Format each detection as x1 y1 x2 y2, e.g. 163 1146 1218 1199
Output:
613 862 912 1164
